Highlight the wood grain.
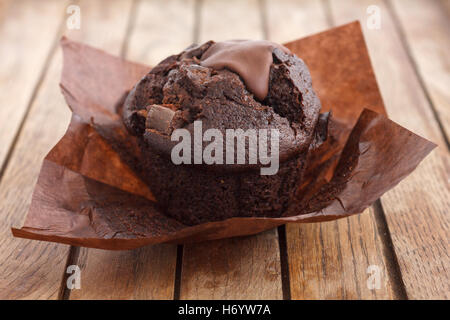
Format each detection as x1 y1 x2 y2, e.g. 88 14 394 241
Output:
70 244 177 299
0 0 447 300
0 0 137 299
181 230 282 299
265 0 329 42
69 0 199 299
0 0 67 173
265 0 398 299
125 0 196 65
389 0 450 143
179 0 283 300
198 0 264 41
286 209 399 299
0 0 70 300
328 0 450 300
0 1 68 299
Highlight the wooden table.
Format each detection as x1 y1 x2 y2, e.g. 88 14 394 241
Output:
0 0 448 300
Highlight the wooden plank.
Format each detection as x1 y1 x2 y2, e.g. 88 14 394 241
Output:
328 0 450 300
266 0 398 299
390 0 450 142
286 209 399 299
179 0 283 300
0 0 67 174
0 0 69 300
197 0 264 41
0 0 135 299
71 244 177 299
265 0 329 42
69 0 198 299
181 230 282 299
125 0 196 65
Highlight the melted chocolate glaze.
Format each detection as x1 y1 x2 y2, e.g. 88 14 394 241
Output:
200 40 291 100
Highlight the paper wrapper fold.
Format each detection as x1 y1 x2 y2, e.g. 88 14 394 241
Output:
12 21 435 250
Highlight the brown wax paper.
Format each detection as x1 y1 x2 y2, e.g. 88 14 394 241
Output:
12 22 436 250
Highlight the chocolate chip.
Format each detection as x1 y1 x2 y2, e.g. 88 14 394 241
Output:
146 105 175 135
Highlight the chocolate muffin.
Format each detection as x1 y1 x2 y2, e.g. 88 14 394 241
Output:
122 40 325 225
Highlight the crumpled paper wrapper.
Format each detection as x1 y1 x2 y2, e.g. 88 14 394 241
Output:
12 21 435 250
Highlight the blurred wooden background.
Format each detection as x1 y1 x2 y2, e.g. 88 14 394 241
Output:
0 0 448 299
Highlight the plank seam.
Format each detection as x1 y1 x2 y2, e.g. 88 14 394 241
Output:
120 0 139 59
321 0 336 28
59 246 81 300
260 0 287 300
173 245 184 300
277 225 291 300
385 0 450 150
373 200 408 300
61 0 139 299
175 0 205 300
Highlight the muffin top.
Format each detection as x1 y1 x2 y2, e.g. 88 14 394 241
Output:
123 40 322 168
